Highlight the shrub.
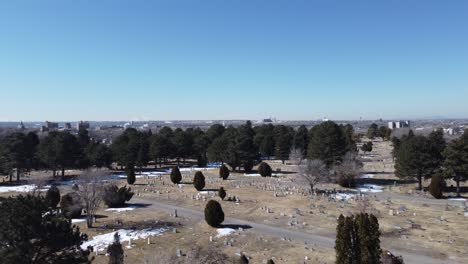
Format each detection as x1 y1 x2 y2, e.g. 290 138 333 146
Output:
258 162 272 177
219 187 227 200
239 254 249 264
107 232 124 264
244 160 254 172
267 260 275 264
204 200 225 227
126 164 136 185
337 175 356 188
103 185 134 208
45 185 61 208
60 192 83 219
381 250 404 264
170 166 182 184
429 173 446 199
220 165 230 180
193 171 206 191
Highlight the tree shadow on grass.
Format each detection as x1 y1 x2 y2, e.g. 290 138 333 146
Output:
356 178 416 186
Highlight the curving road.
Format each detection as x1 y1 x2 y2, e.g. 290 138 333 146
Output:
133 197 461 264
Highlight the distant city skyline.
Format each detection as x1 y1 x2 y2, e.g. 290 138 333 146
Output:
1 1 467 121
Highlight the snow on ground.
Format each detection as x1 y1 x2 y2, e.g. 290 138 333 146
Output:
198 191 215 195
72 218 87 224
244 173 282 177
334 193 356 201
0 184 49 193
216 228 236 238
356 184 384 193
81 228 167 252
105 205 142 213
360 174 375 179
448 197 467 201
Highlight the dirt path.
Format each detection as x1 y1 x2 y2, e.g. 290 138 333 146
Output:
133 197 461 264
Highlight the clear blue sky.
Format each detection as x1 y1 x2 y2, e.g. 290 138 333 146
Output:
0 0 467 121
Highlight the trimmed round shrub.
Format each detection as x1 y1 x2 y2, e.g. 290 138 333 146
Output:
60 192 83 219
219 165 230 180
170 166 182 184
258 162 272 177
267 260 275 264
239 255 249 264
103 185 134 208
429 173 446 199
193 171 206 191
45 185 61 208
244 160 254 173
126 164 136 185
204 200 225 227
218 187 227 200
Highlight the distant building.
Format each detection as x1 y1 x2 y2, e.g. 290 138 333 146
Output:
17 121 25 130
45 121 59 130
262 118 273 123
64 122 72 129
388 120 410 130
77 121 90 130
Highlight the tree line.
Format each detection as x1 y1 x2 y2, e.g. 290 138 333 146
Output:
394 129 468 197
0 121 358 182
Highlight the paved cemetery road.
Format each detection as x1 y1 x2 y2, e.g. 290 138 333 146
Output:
374 191 466 207
133 197 461 264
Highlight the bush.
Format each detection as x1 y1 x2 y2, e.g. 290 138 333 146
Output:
267 259 275 264
219 187 227 200
193 171 206 191
429 173 446 199
219 165 230 180
239 254 249 264
60 192 83 219
244 160 254 172
45 185 61 208
107 232 124 264
337 175 356 188
258 162 272 177
103 185 134 208
126 164 136 185
204 200 225 227
381 250 404 264
170 166 182 184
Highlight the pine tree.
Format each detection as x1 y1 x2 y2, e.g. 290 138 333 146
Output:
126 164 136 185
193 171 206 191
258 162 273 177
0 195 90 263
443 130 468 197
219 164 230 180
170 166 182 184
107 232 124 264
429 173 446 199
45 185 61 208
204 200 225 227
218 187 227 200
60 192 83 219
308 121 348 167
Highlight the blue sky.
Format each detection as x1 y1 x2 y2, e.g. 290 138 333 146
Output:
0 0 467 121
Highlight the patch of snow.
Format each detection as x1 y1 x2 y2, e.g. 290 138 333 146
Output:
334 193 356 201
216 228 236 238
448 198 467 201
356 184 384 193
0 184 49 193
199 191 215 195
244 173 282 177
72 218 87 224
360 174 375 179
106 205 139 212
81 228 167 252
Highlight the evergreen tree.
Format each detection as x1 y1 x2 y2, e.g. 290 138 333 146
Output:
45 185 61 209
193 171 206 191
0 195 91 264
367 123 378 139
236 121 258 171
85 142 112 168
103 185 134 208
111 128 141 169
361 142 373 153
258 162 273 177
443 130 468 197
60 192 83 219
206 124 226 141
126 164 136 185
207 136 229 164
274 125 293 164
218 187 227 200
293 125 309 155
173 128 194 165
150 134 174 167
308 121 348 167
170 166 182 184
342 124 358 153
204 200 225 227
0 132 31 182
429 173 446 199
219 164 230 180
107 232 124 264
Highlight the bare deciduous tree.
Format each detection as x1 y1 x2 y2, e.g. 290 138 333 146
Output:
335 152 363 188
298 159 330 195
77 169 106 228
289 147 305 165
